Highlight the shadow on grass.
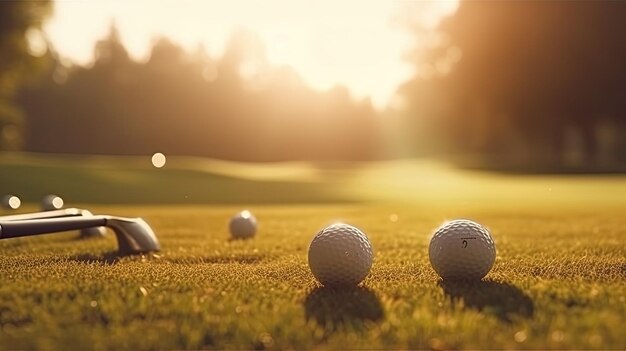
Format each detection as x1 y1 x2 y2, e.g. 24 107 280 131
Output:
72 251 164 264
304 286 384 332
439 280 534 323
166 254 267 265
226 237 255 243
71 251 125 265
58 231 107 242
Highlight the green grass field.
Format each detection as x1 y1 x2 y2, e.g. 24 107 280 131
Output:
0 154 625 349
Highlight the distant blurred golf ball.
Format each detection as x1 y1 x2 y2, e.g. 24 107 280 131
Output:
41 194 64 211
1 195 21 210
308 223 374 286
74 208 107 238
229 210 257 239
429 219 496 280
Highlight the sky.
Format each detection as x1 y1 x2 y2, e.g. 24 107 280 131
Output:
44 0 458 109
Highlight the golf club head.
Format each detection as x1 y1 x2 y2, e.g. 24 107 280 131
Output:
106 217 160 255
0 208 107 238
0 215 160 255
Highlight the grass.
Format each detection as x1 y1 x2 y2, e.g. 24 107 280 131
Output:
0 153 356 204
0 154 625 349
3 152 626 206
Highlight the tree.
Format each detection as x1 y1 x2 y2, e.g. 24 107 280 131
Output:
19 27 382 161
0 1 51 150
401 1 626 168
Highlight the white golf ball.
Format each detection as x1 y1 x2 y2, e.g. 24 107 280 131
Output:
1 195 21 210
308 223 374 286
429 219 496 280
41 194 64 211
229 210 257 239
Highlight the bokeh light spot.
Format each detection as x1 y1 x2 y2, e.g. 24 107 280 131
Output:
7 196 21 210
52 196 64 209
152 153 167 168
514 330 527 343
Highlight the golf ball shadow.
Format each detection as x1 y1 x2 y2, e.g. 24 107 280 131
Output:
71 251 125 265
439 280 534 323
304 286 384 332
164 253 266 265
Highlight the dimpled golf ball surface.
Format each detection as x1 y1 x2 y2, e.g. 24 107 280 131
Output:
41 194 64 211
229 211 257 239
1 195 21 210
429 219 496 280
308 223 373 286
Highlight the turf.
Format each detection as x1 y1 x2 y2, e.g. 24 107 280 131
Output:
0 203 624 350
0 154 625 349
0 153 357 204
2 152 626 206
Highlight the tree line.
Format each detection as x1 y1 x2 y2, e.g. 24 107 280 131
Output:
0 1 51 151
17 27 381 161
400 1 626 170
3 1 626 169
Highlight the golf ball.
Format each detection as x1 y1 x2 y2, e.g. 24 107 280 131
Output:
308 223 373 286
41 194 64 211
429 219 496 280
1 195 21 210
229 210 257 239
75 209 107 238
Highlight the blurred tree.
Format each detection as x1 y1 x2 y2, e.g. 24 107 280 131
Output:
19 27 381 161
0 1 51 150
22 24 138 154
401 1 626 169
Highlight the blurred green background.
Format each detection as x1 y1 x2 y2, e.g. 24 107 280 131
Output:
1 1 626 203
1 4 625 349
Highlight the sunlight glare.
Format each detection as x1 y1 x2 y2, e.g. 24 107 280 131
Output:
45 0 458 109
6 196 21 210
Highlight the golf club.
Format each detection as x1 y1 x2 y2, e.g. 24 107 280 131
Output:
1 207 87 221
0 208 107 238
0 215 160 255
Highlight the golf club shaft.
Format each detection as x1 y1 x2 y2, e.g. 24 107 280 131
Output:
0 208 83 221
0 216 106 239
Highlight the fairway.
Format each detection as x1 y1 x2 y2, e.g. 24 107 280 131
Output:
1 202 624 349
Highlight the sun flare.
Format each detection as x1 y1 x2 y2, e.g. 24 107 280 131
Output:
45 0 458 109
